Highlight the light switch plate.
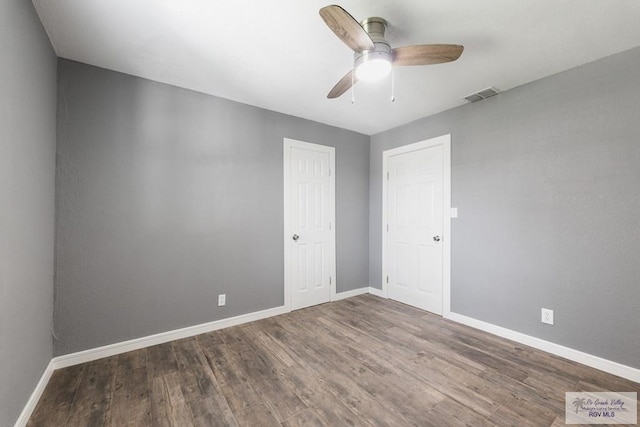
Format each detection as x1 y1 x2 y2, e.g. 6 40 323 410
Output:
451 207 458 218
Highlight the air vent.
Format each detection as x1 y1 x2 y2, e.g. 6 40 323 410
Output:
464 87 500 103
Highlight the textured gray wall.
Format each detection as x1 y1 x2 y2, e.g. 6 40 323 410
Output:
55 60 369 355
0 1 57 424
370 47 640 369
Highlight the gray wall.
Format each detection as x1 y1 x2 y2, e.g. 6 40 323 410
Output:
55 59 370 355
370 47 640 369
0 1 57 424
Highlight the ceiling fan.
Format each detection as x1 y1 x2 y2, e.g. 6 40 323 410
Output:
319 5 464 99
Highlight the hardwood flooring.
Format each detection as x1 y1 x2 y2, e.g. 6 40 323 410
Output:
28 295 639 426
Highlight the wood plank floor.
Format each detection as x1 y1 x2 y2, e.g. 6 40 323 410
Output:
28 295 639 426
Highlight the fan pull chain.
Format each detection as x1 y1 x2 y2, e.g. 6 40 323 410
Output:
351 68 356 104
390 67 395 102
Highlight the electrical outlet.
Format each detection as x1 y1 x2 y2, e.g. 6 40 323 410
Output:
541 308 554 325
218 294 226 307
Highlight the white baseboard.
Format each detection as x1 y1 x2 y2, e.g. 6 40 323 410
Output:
52 288 374 370
368 286 385 298
53 289 369 370
16 291 639 427
14 360 55 427
52 305 289 370
333 287 370 301
14 305 288 426
368 290 639 383
445 312 640 383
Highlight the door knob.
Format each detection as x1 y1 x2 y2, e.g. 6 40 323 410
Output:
433 235 441 242
292 234 300 241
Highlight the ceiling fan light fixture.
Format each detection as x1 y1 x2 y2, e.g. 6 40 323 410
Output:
320 6 463 98
354 51 392 82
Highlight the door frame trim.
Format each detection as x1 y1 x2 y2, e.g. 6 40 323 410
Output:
382 134 452 316
283 138 336 311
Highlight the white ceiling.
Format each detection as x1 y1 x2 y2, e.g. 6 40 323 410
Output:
33 0 640 135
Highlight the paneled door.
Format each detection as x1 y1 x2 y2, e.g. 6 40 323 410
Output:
284 139 335 311
383 135 450 315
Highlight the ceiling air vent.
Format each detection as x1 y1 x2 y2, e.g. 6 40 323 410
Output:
464 87 500 103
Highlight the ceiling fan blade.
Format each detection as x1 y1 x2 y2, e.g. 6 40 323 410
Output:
319 5 374 52
392 44 464 66
327 69 357 99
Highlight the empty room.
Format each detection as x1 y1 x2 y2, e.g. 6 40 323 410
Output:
2 0 639 426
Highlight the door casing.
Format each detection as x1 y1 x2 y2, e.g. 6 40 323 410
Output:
283 138 336 311
382 134 452 316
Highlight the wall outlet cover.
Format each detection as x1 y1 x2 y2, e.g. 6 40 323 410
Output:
218 294 226 306
541 308 554 325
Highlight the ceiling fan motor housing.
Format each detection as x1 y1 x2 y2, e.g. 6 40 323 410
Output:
354 17 392 67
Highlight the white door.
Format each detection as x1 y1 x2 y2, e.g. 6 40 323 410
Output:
383 136 450 315
284 139 335 311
